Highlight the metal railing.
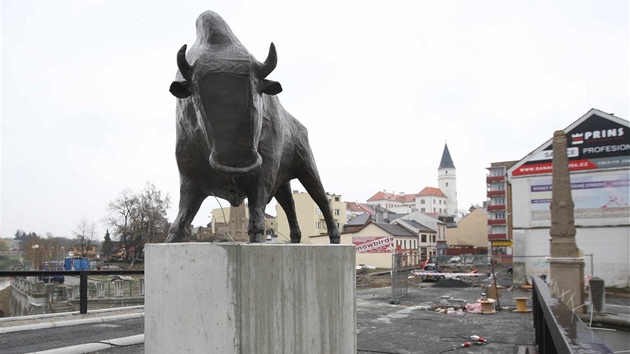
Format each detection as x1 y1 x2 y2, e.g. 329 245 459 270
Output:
532 275 612 353
0 270 144 315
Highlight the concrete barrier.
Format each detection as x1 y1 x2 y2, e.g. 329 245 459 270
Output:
145 243 356 354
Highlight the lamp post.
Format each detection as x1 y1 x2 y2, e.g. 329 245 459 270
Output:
32 244 40 270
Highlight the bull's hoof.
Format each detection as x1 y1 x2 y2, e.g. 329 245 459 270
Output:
249 233 264 243
290 238 301 243
330 237 341 244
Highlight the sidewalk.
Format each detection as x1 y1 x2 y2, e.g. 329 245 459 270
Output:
1 287 627 353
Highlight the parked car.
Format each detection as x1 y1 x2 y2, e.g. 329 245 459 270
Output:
421 263 444 282
447 256 462 264
101 264 122 271
39 261 65 284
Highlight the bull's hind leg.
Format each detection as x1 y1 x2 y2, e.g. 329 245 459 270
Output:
166 179 206 242
274 182 302 243
296 149 341 244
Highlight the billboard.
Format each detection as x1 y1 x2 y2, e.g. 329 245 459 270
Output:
353 237 394 253
513 114 629 176
530 173 629 220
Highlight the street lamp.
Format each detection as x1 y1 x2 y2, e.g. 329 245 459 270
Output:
32 244 40 270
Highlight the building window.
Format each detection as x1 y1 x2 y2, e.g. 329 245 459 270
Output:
432 235 436 243
421 235 427 243
334 209 340 216
316 221 323 229
421 208 425 212
492 225 506 234
446 182 448 187
334 197 339 202
421 200 425 204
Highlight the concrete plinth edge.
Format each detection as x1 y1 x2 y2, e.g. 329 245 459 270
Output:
145 243 356 354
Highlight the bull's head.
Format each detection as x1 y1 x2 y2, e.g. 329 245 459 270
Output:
169 43 282 175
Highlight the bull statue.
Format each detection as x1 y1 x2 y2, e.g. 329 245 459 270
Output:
165 11 340 244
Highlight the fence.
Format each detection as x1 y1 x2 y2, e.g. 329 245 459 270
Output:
391 254 493 306
532 275 612 353
0 270 144 314
392 253 596 308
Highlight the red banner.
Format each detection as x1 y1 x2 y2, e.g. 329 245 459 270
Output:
512 159 598 176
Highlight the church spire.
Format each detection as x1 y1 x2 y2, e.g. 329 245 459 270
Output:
438 143 455 170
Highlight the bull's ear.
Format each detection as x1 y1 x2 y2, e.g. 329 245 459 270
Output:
260 79 282 95
169 81 192 98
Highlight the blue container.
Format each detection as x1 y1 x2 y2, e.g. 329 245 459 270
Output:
64 257 73 270
76 258 89 271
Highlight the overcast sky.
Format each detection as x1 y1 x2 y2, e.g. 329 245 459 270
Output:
1 0 628 239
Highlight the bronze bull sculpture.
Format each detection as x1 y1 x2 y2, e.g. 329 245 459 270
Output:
165 10 340 244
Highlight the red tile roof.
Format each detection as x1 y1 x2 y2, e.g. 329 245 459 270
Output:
346 202 377 215
367 188 445 202
418 187 445 197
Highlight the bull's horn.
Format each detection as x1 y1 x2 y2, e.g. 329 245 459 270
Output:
177 44 192 81
257 43 277 79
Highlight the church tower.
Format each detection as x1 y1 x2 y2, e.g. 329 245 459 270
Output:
438 143 458 216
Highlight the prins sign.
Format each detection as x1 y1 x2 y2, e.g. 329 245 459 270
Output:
513 114 629 176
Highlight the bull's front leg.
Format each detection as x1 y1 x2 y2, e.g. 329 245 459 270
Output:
246 187 267 243
166 179 206 242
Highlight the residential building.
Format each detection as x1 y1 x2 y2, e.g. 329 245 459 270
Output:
507 109 629 287
446 207 489 249
311 221 418 269
72 244 97 259
486 160 518 263
396 211 447 255
275 191 346 243
211 204 248 241
391 218 437 258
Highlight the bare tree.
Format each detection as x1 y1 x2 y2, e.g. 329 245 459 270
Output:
105 189 137 261
73 218 97 257
105 183 170 261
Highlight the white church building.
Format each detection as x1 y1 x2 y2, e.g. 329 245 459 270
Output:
366 144 459 217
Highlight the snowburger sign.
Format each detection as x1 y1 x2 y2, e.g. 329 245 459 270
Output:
353 237 394 253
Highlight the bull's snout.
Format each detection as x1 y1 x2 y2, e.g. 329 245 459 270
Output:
209 151 262 175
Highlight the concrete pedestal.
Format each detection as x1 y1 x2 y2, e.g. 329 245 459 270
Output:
547 256 585 312
145 243 356 354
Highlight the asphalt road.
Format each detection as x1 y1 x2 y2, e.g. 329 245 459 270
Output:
1 287 627 353
0 317 143 354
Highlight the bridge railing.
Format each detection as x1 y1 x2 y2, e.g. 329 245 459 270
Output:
0 270 144 315
532 275 612 353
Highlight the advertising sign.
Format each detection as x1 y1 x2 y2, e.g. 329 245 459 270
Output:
353 237 394 253
530 173 629 220
513 114 629 176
